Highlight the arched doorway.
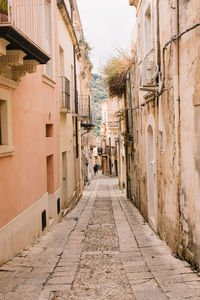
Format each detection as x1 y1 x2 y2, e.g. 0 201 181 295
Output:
147 123 157 231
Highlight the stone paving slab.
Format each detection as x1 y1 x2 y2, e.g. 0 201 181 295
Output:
0 176 200 299
112 180 200 300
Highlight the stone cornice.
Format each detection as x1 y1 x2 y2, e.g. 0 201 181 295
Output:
0 38 9 56
57 0 80 58
0 50 26 66
12 60 38 81
0 45 40 83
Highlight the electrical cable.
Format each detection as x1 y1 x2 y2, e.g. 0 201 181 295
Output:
131 22 200 111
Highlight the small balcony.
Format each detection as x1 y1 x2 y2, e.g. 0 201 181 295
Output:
101 142 107 157
0 0 50 82
60 76 70 113
111 147 117 156
78 95 90 121
80 105 95 131
102 148 107 157
108 146 111 156
71 89 78 115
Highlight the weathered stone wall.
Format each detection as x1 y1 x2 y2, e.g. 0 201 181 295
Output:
178 0 200 266
156 0 180 252
130 0 200 266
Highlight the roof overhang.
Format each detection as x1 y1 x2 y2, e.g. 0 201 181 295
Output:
0 24 50 64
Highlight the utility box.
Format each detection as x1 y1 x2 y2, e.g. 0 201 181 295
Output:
142 61 157 87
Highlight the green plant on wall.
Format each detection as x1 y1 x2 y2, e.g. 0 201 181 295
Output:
0 0 8 14
116 108 127 120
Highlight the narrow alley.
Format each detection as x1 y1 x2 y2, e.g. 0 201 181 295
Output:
0 175 200 300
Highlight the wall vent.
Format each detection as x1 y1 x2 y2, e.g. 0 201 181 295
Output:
57 198 60 214
42 210 47 231
142 61 157 87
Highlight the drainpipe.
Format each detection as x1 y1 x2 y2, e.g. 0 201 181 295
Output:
124 86 131 199
173 0 182 252
72 0 78 196
156 0 161 72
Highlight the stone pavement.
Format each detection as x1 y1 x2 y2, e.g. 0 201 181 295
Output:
1 175 200 300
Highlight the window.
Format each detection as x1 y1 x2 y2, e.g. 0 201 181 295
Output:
75 117 79 158
109 137 111 155
137 22 141 62
144 5 152 55
47 154 54 193
0 100 8 145
43 0 53 78
0 89 14 157
59 46 64 76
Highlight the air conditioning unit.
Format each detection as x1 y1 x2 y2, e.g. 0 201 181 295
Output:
142 61 157 87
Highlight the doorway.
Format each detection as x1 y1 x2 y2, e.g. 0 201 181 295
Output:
147 124 157 231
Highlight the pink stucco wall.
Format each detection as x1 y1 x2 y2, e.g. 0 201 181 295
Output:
0 2 60 229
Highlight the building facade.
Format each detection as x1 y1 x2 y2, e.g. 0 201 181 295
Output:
0 0 91 265
58 0 91 213
100 98 120 177
128 0 200 267
0 0 60 264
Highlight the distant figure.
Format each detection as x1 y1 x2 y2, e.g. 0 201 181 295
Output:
94 164 98 175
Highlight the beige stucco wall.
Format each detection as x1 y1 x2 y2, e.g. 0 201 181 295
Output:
178 0 200 264
58 0 89 212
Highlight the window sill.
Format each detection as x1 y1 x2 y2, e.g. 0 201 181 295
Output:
42 74 56 88
0 145 15 158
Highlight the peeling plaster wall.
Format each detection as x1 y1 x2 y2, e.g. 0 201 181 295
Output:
131 0 180 243
156 0 180 251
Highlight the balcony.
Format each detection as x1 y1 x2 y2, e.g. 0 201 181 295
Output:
0 0 50 82
111 147 117 156
60 76 70 113
80 105 95 131
74 89 78 115
78 95 90 121
102 147 107 157
107 121 119 128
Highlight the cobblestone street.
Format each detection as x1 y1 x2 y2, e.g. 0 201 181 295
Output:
1 175 200 300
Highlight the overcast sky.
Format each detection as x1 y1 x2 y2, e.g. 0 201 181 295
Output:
76 0 136 73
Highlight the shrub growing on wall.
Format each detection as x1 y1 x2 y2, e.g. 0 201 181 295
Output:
0 0 8 14
103 49 133 98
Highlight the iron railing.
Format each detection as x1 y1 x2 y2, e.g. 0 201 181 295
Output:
102 142 107 156
1 0 47 51
111 147 117 156
79 95 90 119
60 76 70 110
